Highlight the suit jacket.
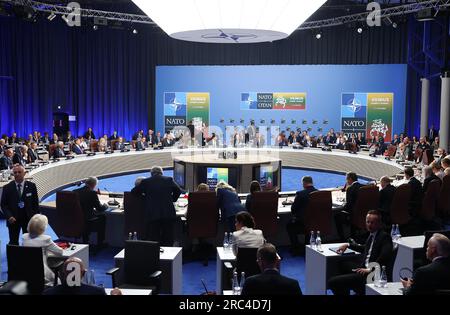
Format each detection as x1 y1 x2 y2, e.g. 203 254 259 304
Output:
12 152 26 166
241 269 302 295
73 186 108 221
131 175 181 222
136 140 148 150
1 180 39 224
108 134 119 141
0 155 13 170
343 182 363 213
405 256 450 295
350 230 393 268
422 174 441 193
84 131 95 140
290 186 318 220
115 141 126 150
147 134 157 145
408 177 423 215
162 138 173 147
216 188 245 219
231 227 265 256
22 233 63 286
72 144 83 155
8 137 19 145
379 184 396 214
27 148 40 163
43 284 106 295
245 193 253 211
53 147 65 159
40 137 50 145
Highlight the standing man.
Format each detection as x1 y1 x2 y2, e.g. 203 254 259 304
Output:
131 166 181 246
286 176 317 255
1 165 39 245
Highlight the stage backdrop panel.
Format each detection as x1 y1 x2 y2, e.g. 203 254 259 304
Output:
156 65 407 141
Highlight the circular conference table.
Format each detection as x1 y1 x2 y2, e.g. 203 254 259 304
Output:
1 146 406 247
15 146 403 200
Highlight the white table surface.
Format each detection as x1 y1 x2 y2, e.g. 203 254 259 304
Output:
114 246 182 261
366 282 404 295
105 288 152 295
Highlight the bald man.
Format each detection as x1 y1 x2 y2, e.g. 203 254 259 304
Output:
402 233 450 295
1 165 39 245
43 257 107 295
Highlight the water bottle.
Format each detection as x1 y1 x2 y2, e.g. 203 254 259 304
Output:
374 265 381 287
390 224 396 241
395 224 401 240
228 233 234 251
128 232 132 240
239 272 245 294
223 232 229 251
309 231 316 250
232 271 240 295
379 266 387 288
315 231 322 252
133 231 138 241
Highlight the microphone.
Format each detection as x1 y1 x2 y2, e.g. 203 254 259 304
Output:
104 187 120 206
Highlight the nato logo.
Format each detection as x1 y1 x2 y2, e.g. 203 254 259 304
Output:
341 93 367 118
241 93 258 110
164 92 187 116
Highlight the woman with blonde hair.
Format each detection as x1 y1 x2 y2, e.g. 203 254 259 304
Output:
22 214 63 286
216 181 245 232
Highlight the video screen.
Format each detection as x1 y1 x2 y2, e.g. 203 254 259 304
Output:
207 167 229 190
174 162 185 188
260 165 274 189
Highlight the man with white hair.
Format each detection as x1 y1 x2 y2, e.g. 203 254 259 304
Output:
402 233 450 294
74 176 108 246
131 166 181 246
1 164 39 244
0 148 14 170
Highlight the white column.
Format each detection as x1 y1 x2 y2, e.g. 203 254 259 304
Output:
440 74 450 152
420 78 430 138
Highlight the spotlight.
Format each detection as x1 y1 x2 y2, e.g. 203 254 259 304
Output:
357 27 363 34
315 32 321 39
93 25 98 30
392 22 397 28
47 12 56 21
132 29 138 34
57 105 61 110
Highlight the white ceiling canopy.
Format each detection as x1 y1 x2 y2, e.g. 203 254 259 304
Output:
131 0 327 43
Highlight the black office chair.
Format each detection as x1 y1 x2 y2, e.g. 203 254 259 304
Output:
106 240 162 295
223 247 260 290
6 245 63 295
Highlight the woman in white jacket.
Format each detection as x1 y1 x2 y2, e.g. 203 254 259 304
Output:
22 214 64 286
232 211 265 256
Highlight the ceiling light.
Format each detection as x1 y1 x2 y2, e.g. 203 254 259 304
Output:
392 22 397 28
315 32 321 39
93 25 98 30
131 0 327 43
47 12 56 21
132 29 138 34
357 27 363 34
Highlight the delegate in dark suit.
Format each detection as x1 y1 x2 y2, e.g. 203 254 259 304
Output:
422 174 441 193
241 269 302 295
53 146 65 159
379 184 396 224
408 177 423 216
1 180 39 245
12 152 26 166
286 186 317 250
72 144 84 155
0 155 13 170
334 181 363 241
73 186 108 245
328 229 393 295
131 173 182 246
404 256 450 295
217 188 245 232
27 148 40 163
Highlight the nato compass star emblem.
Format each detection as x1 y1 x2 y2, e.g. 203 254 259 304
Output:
347 97 362 113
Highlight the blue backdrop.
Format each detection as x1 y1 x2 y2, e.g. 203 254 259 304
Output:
155 65 407 138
